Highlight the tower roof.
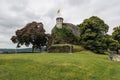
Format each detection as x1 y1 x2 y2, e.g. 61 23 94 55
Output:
56 17 64 20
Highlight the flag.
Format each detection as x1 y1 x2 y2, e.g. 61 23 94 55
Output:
57 9 60 14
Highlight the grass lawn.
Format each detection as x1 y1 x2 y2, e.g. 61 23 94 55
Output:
0 51 120 80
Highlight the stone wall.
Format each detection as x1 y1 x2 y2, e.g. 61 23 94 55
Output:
47 45 73 53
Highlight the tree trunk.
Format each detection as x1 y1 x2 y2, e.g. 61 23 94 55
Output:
32 45 35 53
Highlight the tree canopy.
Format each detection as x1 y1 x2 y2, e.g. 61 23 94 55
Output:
112 26 120 43
111 26 120 51
78 16 109 53
11 21 48 52
106 35 120 51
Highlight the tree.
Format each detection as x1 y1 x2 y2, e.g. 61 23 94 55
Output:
111 26 120 52
112 26 120 43
78 16 109 53
11 21 47 52
106 35 120 51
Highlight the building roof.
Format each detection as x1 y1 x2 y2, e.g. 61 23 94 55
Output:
56 17 64 20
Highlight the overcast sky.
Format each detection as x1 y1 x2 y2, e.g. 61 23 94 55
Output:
0 0 120 48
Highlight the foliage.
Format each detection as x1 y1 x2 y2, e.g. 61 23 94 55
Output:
112 26 120 43
78 16 109 53
52 24 79 44
11 21 48 52
106 35 120 51
0 53 120 80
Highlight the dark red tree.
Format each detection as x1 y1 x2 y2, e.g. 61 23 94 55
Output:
11 21 48 52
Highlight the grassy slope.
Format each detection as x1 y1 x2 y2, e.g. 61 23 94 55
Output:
0 51 120 80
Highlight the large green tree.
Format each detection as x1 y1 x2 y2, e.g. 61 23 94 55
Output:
111 26 120 51
112 26 120 43
106 34 120 51
11 21 48 52
78 16 109 53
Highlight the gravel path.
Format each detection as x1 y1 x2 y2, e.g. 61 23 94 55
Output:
113 55 120 62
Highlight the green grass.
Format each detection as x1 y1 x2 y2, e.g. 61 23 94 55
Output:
0 51 120 80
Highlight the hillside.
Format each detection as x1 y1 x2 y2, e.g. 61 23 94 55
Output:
0 48 45 53
0 52 120 80
0 48 32 53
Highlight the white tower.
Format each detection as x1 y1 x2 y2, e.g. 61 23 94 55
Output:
56 17 63 29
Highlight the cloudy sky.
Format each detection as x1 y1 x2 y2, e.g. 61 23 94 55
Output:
0 0 120 48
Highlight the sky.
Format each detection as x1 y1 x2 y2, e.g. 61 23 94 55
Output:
0 0 120 48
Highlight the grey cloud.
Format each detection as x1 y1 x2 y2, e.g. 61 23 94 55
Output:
67 0 91 6
92 0 120 14
0 0 27 28
9 0 28 12
0 18 24 28
0 0 41 29
45 8 58 19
